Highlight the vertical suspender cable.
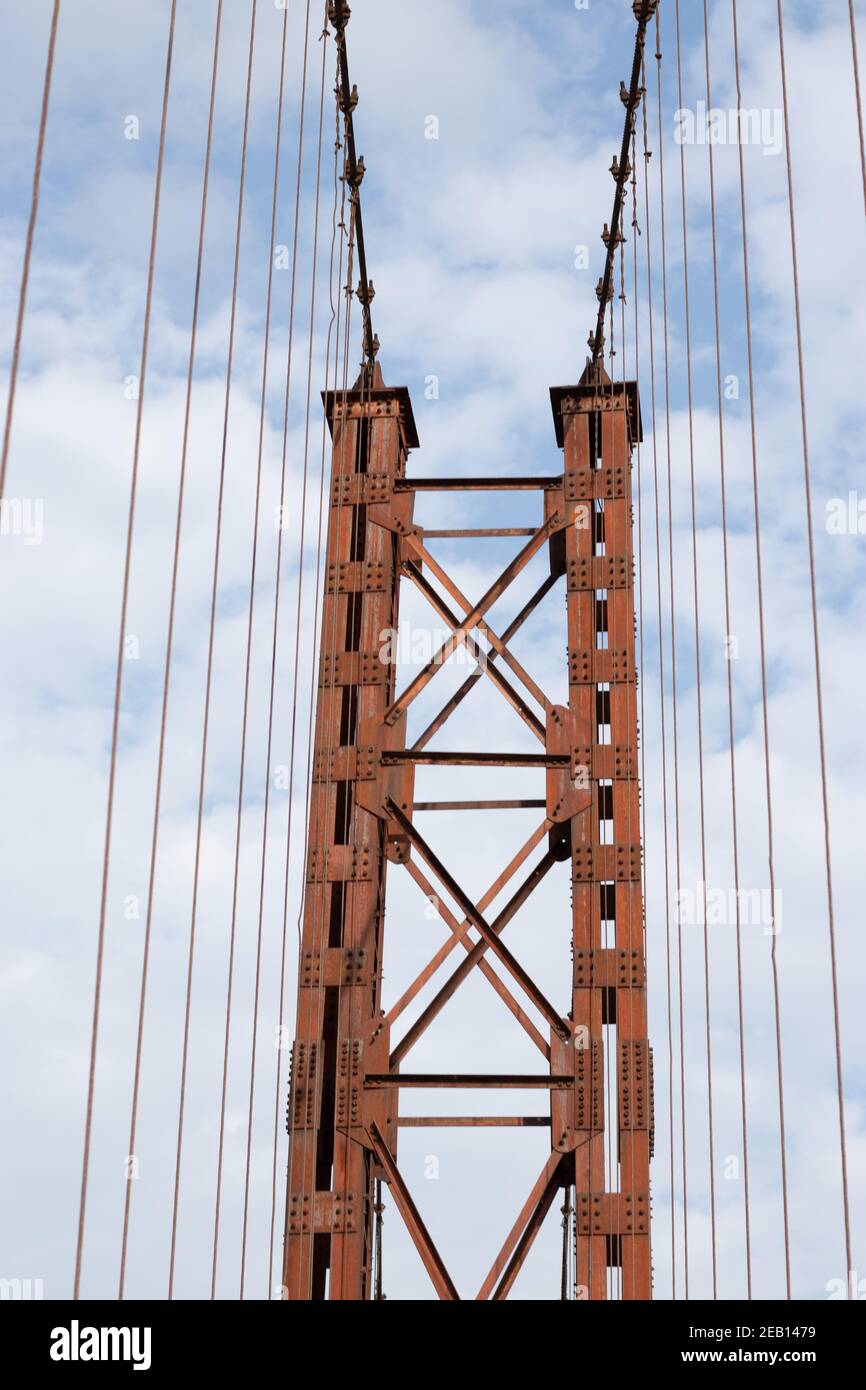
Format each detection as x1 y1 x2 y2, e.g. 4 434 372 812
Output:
849 1 866 224
640 43 681 1302
118 0 224 1302
606 279 617 1300
701 0 752 1300
270 40 343 1297
201 0 258 1298
652 11 691 1300
374 1179 385 1299
0 0 61 503
211 0 271 1294
776 0 852 1293
619 186 639 1304
297 109 347 1290
560 1190 573 1300
730 0 791 1303
264 0 315 1299
161 0 256 1301
631 100 663 1300
73 0 177 1301
237 0 293 1301
284 14 341 1300
673 0 716 1298
330 154 361 1312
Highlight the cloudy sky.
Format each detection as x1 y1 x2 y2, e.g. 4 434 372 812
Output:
0 0 864 1302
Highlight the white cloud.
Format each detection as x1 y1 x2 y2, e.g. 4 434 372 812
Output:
0 0 863 1302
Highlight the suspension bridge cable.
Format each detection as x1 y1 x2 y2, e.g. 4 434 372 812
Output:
321 27 375 1300
209 0 270 1288
849 0 866 224
592 0 658 366
631 90 663 1300
333 153 362 1306
204 0 258 1296
269 51 343 1297
117 0 225 1303
290 113 348 1291
284 11 342 1299
631 105 655 1293
268 0 336 1302
156 0 256 1302
652 9 690 1300
237 0 294 1302
673 0 715 1299
73 0 178 1301
619 172 641 1304
639 37 680 1303
776 0 852 1294
264 0 316 1300
701 0 752 1300
730 0 791 1304
0 0 61 504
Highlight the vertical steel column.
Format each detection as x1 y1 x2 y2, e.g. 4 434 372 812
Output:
283 364 418 1300
285 364 652 1300
552 366 652 1300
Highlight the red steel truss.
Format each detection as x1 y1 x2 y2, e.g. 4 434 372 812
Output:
283 359 653 1300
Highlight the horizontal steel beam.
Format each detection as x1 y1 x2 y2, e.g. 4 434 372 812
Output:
422 527 538 538
413 799 547 812
366 1075 575 1089
398 1117 551 1128
385 751 569 768
395 477 562 492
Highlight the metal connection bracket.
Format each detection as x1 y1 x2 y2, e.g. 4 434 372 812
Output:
573 949 645 990
306 844 375 884
287 1190 360 1236
318 651 389 688
567 554 631 592
575 1192 649 1237
546 706 594 824
572 843 642 883
326 559 392 594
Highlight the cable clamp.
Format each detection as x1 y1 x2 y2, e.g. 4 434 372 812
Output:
339 82 359 115
328 2 351 36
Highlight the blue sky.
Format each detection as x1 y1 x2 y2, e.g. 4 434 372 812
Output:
1 0 864 1301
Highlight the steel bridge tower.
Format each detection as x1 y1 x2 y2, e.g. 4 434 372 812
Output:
283 357 652 1300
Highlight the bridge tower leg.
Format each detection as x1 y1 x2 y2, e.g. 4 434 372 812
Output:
553 368 652 1300
283 363 417 1300
284 362 652 1301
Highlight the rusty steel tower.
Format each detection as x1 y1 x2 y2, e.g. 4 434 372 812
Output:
282 356 653 1299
